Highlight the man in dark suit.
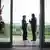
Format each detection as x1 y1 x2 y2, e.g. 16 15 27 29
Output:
29 13 37 41
22 15 28 40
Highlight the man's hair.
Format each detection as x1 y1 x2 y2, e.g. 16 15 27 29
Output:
32 13 35 17
23 15 26 18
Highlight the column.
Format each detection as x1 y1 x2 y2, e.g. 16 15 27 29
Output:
40 0 45 48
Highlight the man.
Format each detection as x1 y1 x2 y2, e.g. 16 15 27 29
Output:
22 15 28 40
29 13 37 41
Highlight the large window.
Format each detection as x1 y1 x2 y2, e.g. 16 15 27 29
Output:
13 0 40 45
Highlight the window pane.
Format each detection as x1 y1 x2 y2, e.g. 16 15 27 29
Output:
0 0 11 42
45 0 50 42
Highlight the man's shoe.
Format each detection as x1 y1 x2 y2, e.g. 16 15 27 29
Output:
31 40 34 41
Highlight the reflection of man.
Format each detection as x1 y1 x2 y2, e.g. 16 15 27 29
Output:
29 13 37 41
22 15 28 40
0 15 2 22
0 5 4 15
0 8 2 15
0 8 2 21
0 5 5 30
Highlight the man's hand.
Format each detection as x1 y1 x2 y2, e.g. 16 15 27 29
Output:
26 23 28 25
27 23 28 24
29 20 31 23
